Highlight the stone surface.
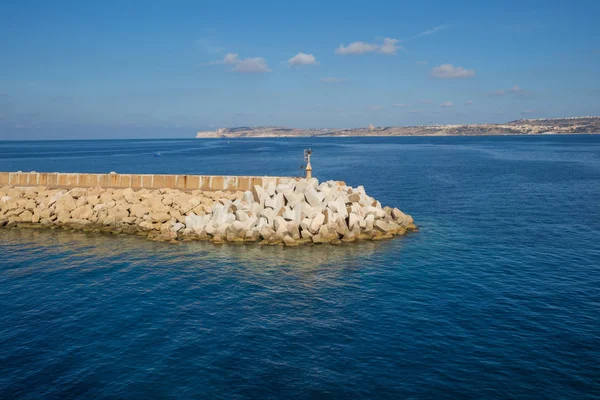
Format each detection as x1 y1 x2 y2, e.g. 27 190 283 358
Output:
309 212 325 234
283 235 298 246
304 187 322 208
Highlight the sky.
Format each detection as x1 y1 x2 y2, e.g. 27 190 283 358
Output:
0 0 599 139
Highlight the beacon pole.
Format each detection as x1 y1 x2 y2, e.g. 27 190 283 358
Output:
304 149 313 179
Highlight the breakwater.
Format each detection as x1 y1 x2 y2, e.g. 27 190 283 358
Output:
0 173 416 245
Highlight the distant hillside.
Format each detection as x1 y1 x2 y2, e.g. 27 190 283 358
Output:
196 117 600 138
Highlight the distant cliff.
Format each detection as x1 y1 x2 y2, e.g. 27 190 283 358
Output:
196 117 600 138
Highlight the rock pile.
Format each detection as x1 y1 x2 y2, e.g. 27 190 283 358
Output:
0 178 415 245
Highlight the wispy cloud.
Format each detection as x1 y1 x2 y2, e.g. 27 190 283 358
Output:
405 25 450 41
521 109 536 115
465 100 473 105
288 52 317 66
304 105 344 113
489 89 506 96
440 101 454 108
196 38 223 54
509 85 524 93
489 85 528 97
335 38 401 55
52 95 75 101
203 52 238 65
366 105 384 111
431 64 476 79
416 60 428 65
419 99 433 104
321 77 346 83
508 85 530 96
207 53 271 73
392 103 407 108
408 109 422 114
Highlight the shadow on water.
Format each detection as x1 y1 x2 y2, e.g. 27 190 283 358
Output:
0 227 412 279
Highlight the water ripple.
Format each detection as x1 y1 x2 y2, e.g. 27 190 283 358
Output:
1 136 600 398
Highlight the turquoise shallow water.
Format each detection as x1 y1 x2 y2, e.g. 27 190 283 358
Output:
1 136 599 399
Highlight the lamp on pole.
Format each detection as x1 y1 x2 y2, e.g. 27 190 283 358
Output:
304 149 313 179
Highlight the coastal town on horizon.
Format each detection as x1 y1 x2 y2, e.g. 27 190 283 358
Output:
196 116 600 138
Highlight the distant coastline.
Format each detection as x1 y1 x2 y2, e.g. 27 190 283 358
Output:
196 116 600 138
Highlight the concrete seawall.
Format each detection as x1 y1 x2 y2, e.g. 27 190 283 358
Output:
0 171 336 192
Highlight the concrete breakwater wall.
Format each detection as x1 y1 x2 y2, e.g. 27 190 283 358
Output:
0 177 416 246
0 171 320 192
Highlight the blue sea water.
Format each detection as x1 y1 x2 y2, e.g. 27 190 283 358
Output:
0 136 599 399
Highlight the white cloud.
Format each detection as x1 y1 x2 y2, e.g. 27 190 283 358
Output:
335 38 401 55
223 53 239 64
379 38 400 55
440 101 454 108
321 77 346 83
206 53 271 73
335 41 378 55
431 64 475 79
408 109 422 114
233 57 271 73
521 109 536 115
288 52 317 66
335 26 447 58
392 103 407 108
366 105 384 111
465 100 473 105
416 60 428 65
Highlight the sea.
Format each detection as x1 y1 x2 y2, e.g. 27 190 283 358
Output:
0 136 599 399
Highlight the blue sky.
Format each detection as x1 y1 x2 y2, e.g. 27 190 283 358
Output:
0 0 599 139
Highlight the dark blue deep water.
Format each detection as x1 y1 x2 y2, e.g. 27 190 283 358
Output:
1 136 599 399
